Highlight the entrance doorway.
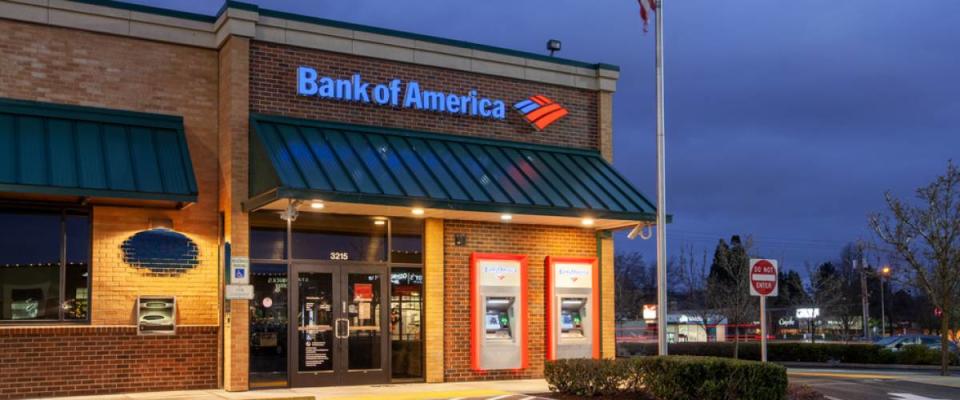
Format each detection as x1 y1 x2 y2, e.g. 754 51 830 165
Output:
290 264 389 387
248 212 423 388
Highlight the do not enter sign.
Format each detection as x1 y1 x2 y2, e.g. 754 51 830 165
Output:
749 259 778 297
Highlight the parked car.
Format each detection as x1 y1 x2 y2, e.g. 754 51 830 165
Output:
875 335 959 353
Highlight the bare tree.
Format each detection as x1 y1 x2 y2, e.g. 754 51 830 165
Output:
676 243 722 341
614 252 653 321
870 161 960 376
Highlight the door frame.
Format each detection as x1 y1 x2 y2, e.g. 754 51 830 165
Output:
288 263 391 387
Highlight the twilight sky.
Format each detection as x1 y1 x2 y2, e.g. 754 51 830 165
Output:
134 0 960 271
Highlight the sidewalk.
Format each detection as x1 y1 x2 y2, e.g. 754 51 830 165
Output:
42 380 553 400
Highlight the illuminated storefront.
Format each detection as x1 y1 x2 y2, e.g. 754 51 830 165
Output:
0 0 656 398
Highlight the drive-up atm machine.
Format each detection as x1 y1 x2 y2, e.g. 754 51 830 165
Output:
471 253 528 371
546 257 599 360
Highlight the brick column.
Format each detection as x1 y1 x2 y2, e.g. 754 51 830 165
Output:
218 35 251 391
599 232 616 359
423 218 445 382
598 91 614 163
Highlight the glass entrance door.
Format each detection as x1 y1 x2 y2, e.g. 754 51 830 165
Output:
289 264 389 387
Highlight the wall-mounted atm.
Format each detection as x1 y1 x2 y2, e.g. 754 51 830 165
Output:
471 253 528 371
546 257 599 360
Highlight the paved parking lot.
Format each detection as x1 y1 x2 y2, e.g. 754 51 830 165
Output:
789 369 960 400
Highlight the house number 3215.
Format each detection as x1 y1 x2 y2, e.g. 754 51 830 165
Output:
330 252 349 260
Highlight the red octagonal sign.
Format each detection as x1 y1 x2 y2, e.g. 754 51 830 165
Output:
749 259 778 297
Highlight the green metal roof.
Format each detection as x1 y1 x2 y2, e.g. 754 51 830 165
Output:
249 114 656 221
0 98 198 203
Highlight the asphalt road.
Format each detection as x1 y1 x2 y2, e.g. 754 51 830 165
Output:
789 369 960 400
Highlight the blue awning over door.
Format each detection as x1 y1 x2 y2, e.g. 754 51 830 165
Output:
249 114 657 222
0 98 198 204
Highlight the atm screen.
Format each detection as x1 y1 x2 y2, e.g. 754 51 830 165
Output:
485 311 501 330
561 312 575 330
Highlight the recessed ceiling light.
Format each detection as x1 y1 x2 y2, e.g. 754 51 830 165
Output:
411 208 425 216
374 219 386 226
310 201 324 209
500 214 513 221
581 218 595 226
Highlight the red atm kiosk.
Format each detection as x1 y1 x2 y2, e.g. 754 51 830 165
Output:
470 253 528 371
546 256 600 360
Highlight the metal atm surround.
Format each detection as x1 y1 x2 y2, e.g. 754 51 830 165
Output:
470 253 529 371
546 256 600 360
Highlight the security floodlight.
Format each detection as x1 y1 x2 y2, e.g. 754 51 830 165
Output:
547 39 561 56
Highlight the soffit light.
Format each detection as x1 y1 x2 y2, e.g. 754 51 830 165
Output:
411 208 425 216
500 214 513 222
310 200 324 209
581 218 595 226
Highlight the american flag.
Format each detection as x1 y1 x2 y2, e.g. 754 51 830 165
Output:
638 0 658 32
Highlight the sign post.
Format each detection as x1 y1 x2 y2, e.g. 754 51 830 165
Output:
749 259 778 363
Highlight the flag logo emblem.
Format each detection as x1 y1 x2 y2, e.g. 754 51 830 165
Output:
513 95 568 131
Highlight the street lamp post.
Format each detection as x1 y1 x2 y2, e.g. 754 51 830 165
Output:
880 266 891 337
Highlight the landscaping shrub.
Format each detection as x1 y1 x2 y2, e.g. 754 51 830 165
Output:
545 356 788 400
618 342 956 365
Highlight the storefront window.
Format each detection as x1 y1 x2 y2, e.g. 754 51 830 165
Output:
390 267 423 379
292 213 386 262
391 218 423 264
250 211 288 260
0 207 90 322
249 263 289 388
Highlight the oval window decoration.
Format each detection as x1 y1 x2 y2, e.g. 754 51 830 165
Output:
122 228 200 274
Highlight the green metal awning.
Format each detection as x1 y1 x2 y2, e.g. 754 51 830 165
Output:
248 114 657 222
0 98 198 204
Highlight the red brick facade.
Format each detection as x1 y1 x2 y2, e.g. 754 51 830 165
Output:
249 41 600 150
442 220 597 381
0 19 221 399
0 326 218 400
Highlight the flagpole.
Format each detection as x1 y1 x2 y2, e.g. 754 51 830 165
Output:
654 0 669 356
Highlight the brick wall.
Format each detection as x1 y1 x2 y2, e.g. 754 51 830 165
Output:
442 220 596 381
249 41 600 150
0 20 221 326
0 326 218 400
0 19 221 398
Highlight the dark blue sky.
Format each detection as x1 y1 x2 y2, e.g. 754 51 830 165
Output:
135 0 960 271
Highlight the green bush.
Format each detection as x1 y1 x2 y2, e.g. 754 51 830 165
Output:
545 356 788 400
618 342 955 365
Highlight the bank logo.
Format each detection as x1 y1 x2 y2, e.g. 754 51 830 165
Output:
513 95 568 131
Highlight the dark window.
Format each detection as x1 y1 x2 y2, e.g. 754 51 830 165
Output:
291 213 387 262
390 267 423 379
250 211 287 260
249 263 289 388
391 218 423 264
0 207 90 322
